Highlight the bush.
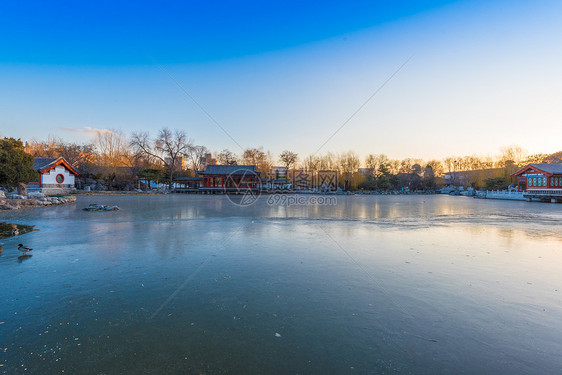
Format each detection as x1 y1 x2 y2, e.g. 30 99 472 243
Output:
484 177 509 190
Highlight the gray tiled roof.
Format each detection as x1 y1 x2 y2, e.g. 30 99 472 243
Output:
174 177 203 181
33 158 58 171
529 163 562 174
198 165 259 176
512 163 562 176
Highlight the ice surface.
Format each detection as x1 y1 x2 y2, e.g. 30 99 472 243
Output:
0 195 561 374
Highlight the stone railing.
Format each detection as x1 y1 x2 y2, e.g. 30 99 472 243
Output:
485 190 525 200
524 189 562 196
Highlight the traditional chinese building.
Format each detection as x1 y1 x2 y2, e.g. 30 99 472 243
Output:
29 157 79 195
511 163 562 202
173 177 203 193
197 165 260 193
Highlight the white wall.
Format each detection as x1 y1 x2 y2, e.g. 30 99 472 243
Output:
41 165 75 186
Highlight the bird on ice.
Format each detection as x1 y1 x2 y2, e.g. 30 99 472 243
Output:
17 244 32 256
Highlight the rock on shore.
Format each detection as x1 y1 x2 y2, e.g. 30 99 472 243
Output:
0 195 77 210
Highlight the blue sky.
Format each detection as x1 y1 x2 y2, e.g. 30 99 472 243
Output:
1 0 561 161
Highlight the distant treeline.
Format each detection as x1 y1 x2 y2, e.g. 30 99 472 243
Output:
2 128 561 191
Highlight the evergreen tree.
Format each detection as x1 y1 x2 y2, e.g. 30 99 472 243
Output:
423 165 436 189
0 138 37 189
375 164 392 190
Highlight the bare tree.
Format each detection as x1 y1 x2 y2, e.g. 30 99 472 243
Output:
541 151 561 164
156 129 192 181
242 147 264 165
338 151 360 175
58 142 95 172
122 145 151 189
496 145 526 167
279 150 298 170
338 151 360 190
302 154 320 171
95 130 128 172
387 159 400 175
26 136 96 174
242 147 273 175
318 152 338 171
26 136 60 158
303 153 347 172
443 157 456 173
426 160 444 177
365 154 390 177
130 128 192 188
185 144 209 172
216 149 238 165
94 129 130 188
398 158 423 174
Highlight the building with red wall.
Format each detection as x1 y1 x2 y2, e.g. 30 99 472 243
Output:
511 164 562 202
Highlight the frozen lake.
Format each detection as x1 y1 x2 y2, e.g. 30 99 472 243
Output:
1 194 561 374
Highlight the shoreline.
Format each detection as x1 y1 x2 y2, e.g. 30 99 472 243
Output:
75 191 165 196
75 189 441 196
0 196 77 210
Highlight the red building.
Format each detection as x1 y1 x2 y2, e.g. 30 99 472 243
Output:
197 165 260 193
511 164 562 202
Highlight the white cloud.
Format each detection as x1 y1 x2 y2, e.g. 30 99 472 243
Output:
60 126 115 136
